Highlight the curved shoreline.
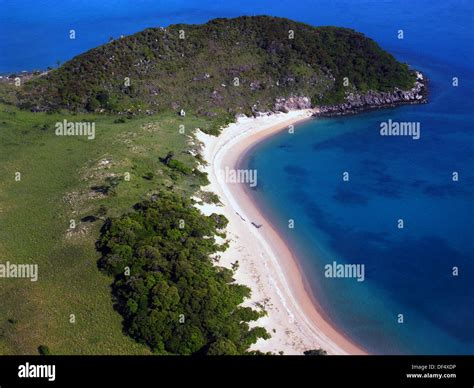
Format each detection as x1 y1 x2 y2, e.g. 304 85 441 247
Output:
195 110 366 355
237 127 369 354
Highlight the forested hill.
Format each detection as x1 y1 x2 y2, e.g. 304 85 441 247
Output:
17 16 416 117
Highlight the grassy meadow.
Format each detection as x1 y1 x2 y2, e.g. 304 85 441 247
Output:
0 103 213 354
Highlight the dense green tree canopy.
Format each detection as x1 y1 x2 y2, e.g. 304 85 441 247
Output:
98 191 269 355
18 16 415 119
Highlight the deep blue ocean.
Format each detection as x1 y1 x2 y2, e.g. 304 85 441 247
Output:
2 0 473 354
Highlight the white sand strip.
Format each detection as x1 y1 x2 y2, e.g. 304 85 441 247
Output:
195 110 365 355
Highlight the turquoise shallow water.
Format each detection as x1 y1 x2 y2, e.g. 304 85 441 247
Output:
243 56 474 354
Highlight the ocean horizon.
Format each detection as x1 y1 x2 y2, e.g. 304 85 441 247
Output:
1 0 473 74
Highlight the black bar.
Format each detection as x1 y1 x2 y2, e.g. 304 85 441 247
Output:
0 356 472 387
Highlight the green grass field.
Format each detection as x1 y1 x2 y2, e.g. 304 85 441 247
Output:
0 103 213 354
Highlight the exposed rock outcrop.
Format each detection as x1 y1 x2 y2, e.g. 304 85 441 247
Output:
271 72 427 117
314 74 427 117
274 96 312 112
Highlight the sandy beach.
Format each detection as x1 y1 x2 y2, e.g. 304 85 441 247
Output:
194 110 366 355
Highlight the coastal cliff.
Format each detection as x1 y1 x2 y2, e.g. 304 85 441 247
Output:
272 72 427 117
314 72 427 117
